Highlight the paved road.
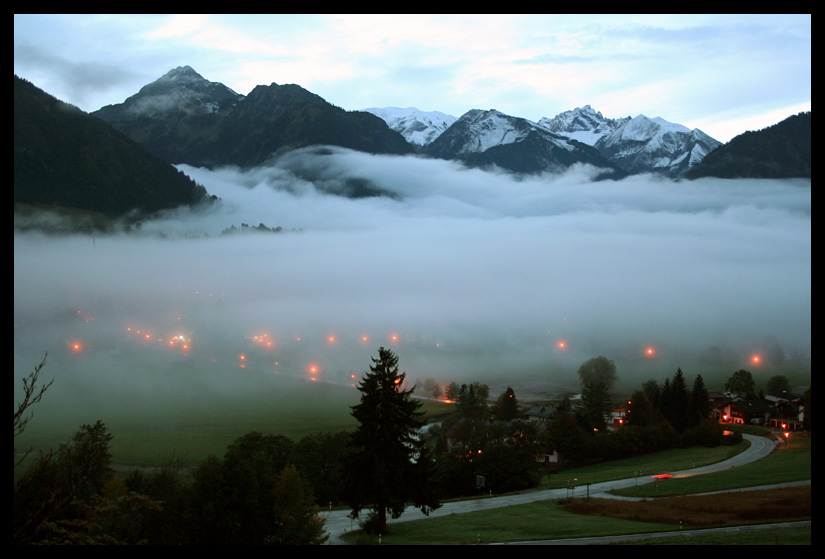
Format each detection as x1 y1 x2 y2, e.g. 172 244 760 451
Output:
321 433 782 544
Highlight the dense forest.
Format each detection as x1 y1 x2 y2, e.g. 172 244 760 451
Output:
685 112 811 180
14 75 213 221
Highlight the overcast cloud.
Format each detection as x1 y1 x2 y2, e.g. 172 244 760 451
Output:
13 13 811 143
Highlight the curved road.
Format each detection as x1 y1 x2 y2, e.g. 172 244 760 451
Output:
321 433 783 544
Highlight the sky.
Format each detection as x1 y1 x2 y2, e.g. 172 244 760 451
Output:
13 13 811 143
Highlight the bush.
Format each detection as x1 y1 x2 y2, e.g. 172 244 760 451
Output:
360 510 384 535
681 418 725 447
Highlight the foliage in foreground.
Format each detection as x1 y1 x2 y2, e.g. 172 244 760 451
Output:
14 423 329 545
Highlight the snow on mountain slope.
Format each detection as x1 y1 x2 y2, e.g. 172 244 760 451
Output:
424 108 621 176
362 107 457 146
442 109 577 155
96 65 244 121
456 109 533 153
537 106 722 177
537 105 629 146
595 114 722 177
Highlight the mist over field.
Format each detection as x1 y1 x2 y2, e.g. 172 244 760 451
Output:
14 149 811 442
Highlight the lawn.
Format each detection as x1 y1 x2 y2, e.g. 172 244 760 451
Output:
347 430 811 545
540 439 750 490
613 435 811 498
348 498 678 545
355 485 810 545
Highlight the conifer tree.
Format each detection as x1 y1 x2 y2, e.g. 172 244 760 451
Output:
690 374 710 428
668 368 690 432
494 386 519 420
344 348 440 534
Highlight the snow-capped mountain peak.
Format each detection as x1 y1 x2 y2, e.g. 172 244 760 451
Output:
454 109 536 153
595 114 722 177
537 106 722 177
362 106 457 147
615 114 690 142
106 65 244 120
423 108 621 176
537 105 630 146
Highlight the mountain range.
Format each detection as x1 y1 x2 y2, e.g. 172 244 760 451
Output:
13 66 812 223
93 66 414 169
92 67 719 179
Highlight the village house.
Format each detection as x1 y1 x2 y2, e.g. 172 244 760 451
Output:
708 391 806 430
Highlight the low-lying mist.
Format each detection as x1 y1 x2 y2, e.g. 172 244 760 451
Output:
14 147 811 440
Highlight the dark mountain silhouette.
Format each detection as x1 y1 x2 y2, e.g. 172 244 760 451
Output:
684 112 811 180
195 82 415 168
14 74 212 220
93 65 243 166
93 67 415 168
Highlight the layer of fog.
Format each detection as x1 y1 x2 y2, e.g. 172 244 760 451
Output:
14 147 811 424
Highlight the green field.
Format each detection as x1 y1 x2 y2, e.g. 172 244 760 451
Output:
347 431 812 545
14 375 458 467
614 435 811 498
15 377 364 466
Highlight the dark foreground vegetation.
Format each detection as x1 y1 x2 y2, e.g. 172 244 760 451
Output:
14 350 810 545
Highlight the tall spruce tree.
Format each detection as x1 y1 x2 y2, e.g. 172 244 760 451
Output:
494 386 519 420
344 348 440 534
667 369 690 433
690 374 710 428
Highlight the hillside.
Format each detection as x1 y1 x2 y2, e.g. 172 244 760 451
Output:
684 112 811 180
14 75 212 220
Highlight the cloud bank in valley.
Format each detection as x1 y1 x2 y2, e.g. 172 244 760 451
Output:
14 150 811 416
